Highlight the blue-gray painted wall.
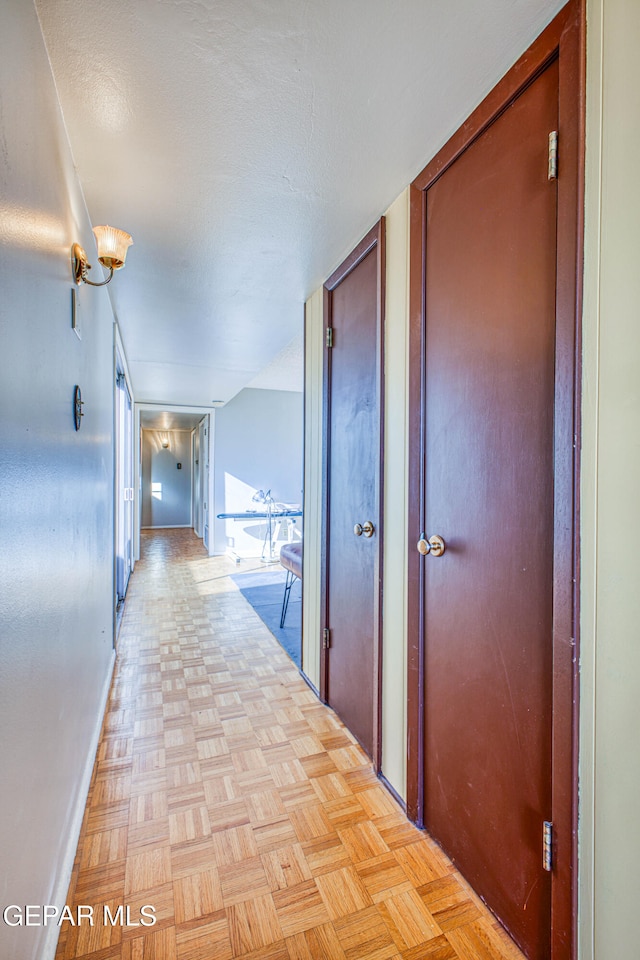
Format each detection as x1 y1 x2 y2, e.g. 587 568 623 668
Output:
0 3 116 956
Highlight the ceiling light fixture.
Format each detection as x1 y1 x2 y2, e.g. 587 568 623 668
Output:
72 225 133 287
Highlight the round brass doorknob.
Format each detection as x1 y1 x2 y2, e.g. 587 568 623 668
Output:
417 534 445 557
354 521 375 537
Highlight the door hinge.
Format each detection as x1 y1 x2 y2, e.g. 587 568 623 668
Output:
548 130 558 181
323 627 331 649
325 327 333 348
542 820 553 872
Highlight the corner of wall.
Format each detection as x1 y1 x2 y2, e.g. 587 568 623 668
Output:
380 188 410 802
302 287 324 692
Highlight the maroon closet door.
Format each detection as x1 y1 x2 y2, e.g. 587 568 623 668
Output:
420 60 558 959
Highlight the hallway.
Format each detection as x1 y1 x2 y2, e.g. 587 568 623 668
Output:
55 530 525 960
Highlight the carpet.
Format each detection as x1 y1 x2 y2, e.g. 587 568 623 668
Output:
230 569 301 668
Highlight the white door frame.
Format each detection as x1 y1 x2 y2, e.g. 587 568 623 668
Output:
134 403 215 560
114 326 135 621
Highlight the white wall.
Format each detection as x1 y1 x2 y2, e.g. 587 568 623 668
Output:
380 191 410 798
0 3 116 958
141 428 192 527
213 387 303 558
303 290 324 692
580 1 640 957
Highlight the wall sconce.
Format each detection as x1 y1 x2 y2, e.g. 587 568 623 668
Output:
72 225 133 287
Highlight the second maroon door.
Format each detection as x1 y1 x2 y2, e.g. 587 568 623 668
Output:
323 222 384 761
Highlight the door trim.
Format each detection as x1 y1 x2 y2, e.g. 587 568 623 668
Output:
320 218 386 771
406 3 583 958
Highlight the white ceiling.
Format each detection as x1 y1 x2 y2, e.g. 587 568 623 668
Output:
139 410 206 430
35 0 564 408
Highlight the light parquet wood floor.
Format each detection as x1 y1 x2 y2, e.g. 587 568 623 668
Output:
56 529 526 960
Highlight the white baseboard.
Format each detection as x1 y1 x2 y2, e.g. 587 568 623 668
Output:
41 650 116 960
141 524 192 529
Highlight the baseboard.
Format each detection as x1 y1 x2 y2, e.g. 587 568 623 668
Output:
41 650 116 960
378 771 407 814
299 669 320 700
141 524 192 529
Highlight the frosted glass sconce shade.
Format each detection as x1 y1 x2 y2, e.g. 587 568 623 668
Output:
92 225 133 270
72 225 133 287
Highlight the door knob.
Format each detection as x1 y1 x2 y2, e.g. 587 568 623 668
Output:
354 521 375 538
417 534 445 557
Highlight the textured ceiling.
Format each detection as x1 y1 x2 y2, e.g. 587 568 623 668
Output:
139 410 206 430
35 0 564 408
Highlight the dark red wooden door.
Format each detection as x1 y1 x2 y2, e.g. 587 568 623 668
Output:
323 223 384 761
421 61 558 958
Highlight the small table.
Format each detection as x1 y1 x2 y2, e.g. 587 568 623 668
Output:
216 509 302 562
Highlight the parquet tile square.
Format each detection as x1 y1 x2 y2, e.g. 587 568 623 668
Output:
289 804 336 843
314 866 373 920
73 860 126 903
165 761 202 789
419 876 481 932
322 795 367 829
395 841 450 887
168 804 211 844
248 789 288 824
278 782 317 808
401 935 458 960
253 817 300 853
79 827 128 868
298 753 339 779
170 838 216 880
211 822 259 864
269 759 309 788
261 843 312 891
127 818 170 852
375 814 423 850
271 880 330 937
227 893 284 954
61 920 123 959
378 888 442 951
122 883 176 935
121 925 177 959
301 835 352 876
446 919 526 960
124 848 171 895
338 820 390 863
354 853 413 903
55 531 526 960
333 905 398 960
219 856 272 905
173 868 224 922
285 922 348 960
206 795 251 830
132 750 166 776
